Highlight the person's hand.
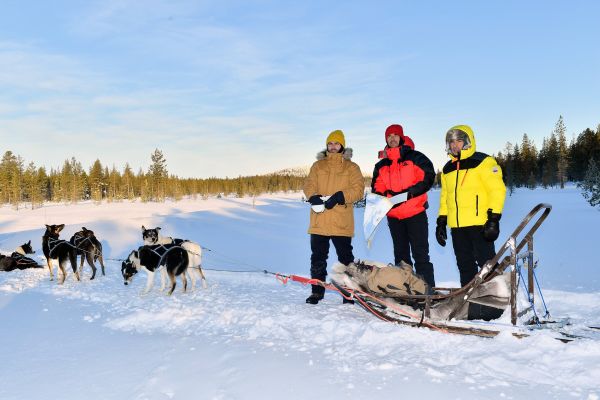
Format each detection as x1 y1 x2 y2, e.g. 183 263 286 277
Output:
324 191 345 209
307 195 324 206
436 216 447 247
482 210 501 242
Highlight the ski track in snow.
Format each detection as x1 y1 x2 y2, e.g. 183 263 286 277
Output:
1 263 599 397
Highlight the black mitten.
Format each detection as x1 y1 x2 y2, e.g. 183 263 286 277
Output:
436 215 447 247
482 210 501 242
324 191 345 209
308 195 324 206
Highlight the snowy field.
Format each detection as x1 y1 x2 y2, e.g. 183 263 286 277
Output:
1 186 599 400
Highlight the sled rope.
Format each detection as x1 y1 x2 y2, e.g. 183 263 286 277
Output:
517 256 551 325
532 263 551 318
517 259 541 327
200 245 273 273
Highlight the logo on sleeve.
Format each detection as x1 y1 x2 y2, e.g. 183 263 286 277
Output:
492 166 499 173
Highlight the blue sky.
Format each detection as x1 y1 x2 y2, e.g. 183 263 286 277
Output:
1 1 599 178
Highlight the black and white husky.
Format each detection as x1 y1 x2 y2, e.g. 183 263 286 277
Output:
0 240 44 271
141 226 207 289
121 244 193 295
42 224 80 284
70 227 105 280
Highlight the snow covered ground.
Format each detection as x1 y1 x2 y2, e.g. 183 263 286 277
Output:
1 186 599 400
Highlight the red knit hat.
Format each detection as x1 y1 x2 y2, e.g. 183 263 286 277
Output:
385 124 404 141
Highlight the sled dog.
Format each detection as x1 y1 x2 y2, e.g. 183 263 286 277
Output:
122 244 193 295
0 240 44 271
70 227 105 280
141 226 207 289
42 224 80 283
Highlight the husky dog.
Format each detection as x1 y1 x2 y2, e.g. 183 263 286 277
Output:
141 226 177 245
121 244 191 295
42 224 80 283
0 241 44 271
141 226 207 290
70 227 105 280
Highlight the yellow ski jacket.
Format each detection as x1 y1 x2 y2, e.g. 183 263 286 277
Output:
439 125 506 228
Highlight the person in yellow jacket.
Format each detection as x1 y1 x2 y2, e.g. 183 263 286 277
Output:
435 125 507 287
303 129 365 304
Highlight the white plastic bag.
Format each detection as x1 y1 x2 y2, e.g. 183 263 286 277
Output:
363 192 407 247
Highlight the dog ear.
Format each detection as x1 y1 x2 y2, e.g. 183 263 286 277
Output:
57 224 65 232
141 225 146 232
156 227 161 231
82 227 87 231
45 224 51 229
27 240 31 245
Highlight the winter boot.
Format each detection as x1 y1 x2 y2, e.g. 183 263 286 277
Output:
306 285 325 304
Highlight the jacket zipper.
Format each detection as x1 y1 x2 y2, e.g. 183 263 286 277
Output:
454 161 460 227
476 195 479 217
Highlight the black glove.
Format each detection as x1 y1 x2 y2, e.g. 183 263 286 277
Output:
307 195 324 206
482 210 501 242
435 216 447 247
324 191 345 209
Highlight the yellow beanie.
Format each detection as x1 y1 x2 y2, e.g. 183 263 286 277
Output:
326 129 345 147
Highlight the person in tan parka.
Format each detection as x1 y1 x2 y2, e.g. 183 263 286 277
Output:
303 129 365 304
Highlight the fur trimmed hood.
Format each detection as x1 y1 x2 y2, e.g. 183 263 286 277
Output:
316 147 353 161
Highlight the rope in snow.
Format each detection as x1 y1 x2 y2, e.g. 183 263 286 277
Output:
200 245 274 273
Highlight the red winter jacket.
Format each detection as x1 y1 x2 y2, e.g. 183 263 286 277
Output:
371 145 436 220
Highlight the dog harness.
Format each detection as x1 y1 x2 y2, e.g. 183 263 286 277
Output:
71 231 93 249
47 236 75 257
9 252 39 268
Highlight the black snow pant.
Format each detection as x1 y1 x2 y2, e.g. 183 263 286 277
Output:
387 211 436 288
450 226 496 287
309 234 354 295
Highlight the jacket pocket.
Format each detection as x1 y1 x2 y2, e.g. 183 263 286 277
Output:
331 205 350 232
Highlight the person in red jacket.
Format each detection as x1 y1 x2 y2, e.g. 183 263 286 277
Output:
371 124 436 288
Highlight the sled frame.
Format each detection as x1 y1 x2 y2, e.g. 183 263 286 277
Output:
352 203 552 326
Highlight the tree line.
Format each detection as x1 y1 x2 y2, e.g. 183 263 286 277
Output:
492 117 600 204
0 148 308 209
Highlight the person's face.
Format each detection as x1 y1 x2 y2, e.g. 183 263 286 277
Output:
386 134 401 148
449 139 464 156
327 142 342 153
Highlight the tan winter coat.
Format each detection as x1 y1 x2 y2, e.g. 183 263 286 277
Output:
303 149 365 237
